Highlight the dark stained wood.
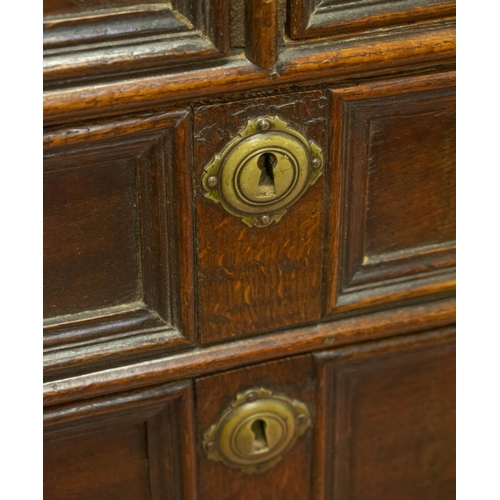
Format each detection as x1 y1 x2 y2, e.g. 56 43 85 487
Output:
313 327 456 499
43 1 456 496
44 381 197 500
325 72 456 314
194 90 328 343
195 355 315 500
43 19 455 125
43 297 455 406
245 0 278 68
44 110 196 375
43 0 230 85
288 0 455 39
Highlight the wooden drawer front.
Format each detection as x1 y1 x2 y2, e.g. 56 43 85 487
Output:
195 355 316 500
43 111 195 373
288 0 455 39
44 382 196 500
326 74 456 313
313 328 456 500
194 90 328 344
43 0 229 85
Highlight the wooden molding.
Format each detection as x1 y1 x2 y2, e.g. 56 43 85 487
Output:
325 72 456 314
288 0 455 39
43 19 456 126
44 110 196 374
313 326 456 499
43 297 455 407
44 381 197 500
43 0 230 86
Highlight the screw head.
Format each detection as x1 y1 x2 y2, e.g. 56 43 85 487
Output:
258 215 271 226
296 413 307 426
246 391 258 402
205 441 216 451
207 175 218 187
311 157 322 169
257 118 271 131
257 463 268 472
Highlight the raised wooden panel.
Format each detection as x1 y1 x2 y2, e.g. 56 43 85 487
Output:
43 110 195 375
195 354 315 500
193 91 328 344
44 382 196 500
43 0 230 85
313 327 456 500
326 73 456 313
288 0 455 39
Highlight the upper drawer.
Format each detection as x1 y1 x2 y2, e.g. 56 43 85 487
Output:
288 0 455 39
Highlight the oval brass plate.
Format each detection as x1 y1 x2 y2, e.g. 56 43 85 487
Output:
202 117 323 227
202 388 311 474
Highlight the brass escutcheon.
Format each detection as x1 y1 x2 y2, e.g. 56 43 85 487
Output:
201 116 323 227
202 388 311 474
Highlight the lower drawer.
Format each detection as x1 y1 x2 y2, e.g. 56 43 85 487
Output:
44 326 455 500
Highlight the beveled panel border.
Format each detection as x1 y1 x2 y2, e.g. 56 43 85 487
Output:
44 0 230 86
325 72 456 315
287 0 455 39
43 110 195 375
44 381 197 500
312 326 456 499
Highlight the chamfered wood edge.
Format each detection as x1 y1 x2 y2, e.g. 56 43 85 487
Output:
43 296 455 407
311 324 456 499
43 109 197 376
324 71 456 314
43 18 455 126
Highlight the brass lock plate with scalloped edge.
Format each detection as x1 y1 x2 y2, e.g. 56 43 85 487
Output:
202 388 311 474
202 117 323 227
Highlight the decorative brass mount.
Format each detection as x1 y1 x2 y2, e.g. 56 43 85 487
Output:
202 388 311 474
201 117 323 227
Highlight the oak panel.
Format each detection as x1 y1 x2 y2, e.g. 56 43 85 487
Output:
195 355 315 500
43 110 195 375
44 382 196 500
193 91 328 343
44 0 230 85
313 328 456 500
288 0 455 39
326 74 456 313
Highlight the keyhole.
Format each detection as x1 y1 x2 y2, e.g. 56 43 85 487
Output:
251 419 269 453
257 152 277 197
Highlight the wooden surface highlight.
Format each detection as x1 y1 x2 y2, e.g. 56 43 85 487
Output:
43 297 455 407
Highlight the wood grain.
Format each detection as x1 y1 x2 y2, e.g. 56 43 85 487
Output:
194 90 328 343
313 326 455 499
44 0 230 85
44 110 196 376
43 297 455 406
326 72 456 314
43 19 455 126
245 0 278 68
288 0 456 39
195 355 315 500
44 381 197 500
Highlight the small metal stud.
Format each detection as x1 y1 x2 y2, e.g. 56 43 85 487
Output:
257 118 271 131
296 414 307 426
246 392 258 402
259 215 271 226
205 441 216 451
207 175 218 187
311 157 322 169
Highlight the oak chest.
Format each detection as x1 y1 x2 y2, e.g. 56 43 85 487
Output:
43 0 456 497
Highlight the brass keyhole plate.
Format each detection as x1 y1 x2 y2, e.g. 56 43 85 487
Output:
202 388 311 474
202 117 323 227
